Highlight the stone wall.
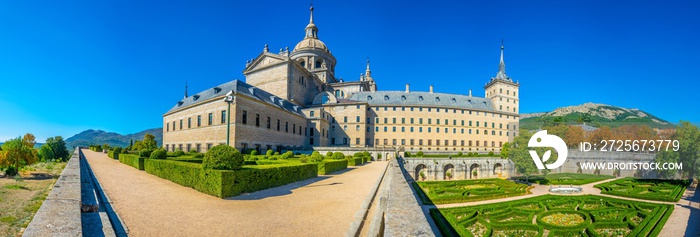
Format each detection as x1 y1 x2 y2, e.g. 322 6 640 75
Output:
24 149 83 236
404 157 514 181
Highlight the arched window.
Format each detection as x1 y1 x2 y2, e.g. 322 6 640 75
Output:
315 60 322 68
299 59 305 68
321 94 329 104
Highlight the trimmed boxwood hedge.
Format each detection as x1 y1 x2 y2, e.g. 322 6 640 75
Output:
416 179 532 204
144 159 317 197
119 154 145 170
347 157 363 166
107 150 120 159
432 194 674 237
594 177 689 202
317 159 348 175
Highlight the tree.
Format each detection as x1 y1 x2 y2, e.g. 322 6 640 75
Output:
655 150 679 178
589 126 614 143
132 141 145 151
0 133 39 176
546 124 568 140
38 144 56 162
45 136 69 161
509 130 539 183
674 121 700 179
203 145 243 170
565 125 585 148
500 142 509 159
143 134 157 150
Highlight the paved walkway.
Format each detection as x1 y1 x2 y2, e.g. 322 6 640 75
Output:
426 177 700 236
82 149 388 237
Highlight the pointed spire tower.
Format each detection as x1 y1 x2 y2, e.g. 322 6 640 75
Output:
184 81 188 99
290 4 337 83
484 40 519 114
494 40 511 81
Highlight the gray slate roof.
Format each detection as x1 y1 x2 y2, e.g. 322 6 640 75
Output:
166 80 304 116
347 91 495 111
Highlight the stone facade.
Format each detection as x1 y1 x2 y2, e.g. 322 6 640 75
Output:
403 157 515 181
162 6 521 155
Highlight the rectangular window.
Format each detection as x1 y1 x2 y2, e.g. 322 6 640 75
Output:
267 117 271 128
392 139 397 145
419 139 423 145
469 129 472 134
166 123 169 132
428 139 432 146
187 118 191 128
375 126 379 132
436 119 439 125
402 107 405 111
384 118 388 123
356 116 360 122
384 126 387 132
367 118 371 124
401 139 405 145
436 140 440 146
428 118 431 124
419 127 423 132
444 119 448 125
476 121 479 127
343 138 347 145
197 115 201 127
410 127 414 132
392 127 396 132
310 111 315 117
356 138 360 145
393 107 396 111
208 113 213 125
375 118 379 124
469 140 473 146
461 140 465 146
356 125 360 131
392 118 396 124
384 139 388 145
285 122 288 132
242 110 247 124
411 107 414 111
461 128 464 134
344 116 348 123
410 139 414 145
221 110 226 124
410 118 414 124
367 126 370 132
401 127 405 132
255 114 260 127
428 127 431 133
293 124 296 133
277 119 280 131
173 121 176 130
469 120 472 126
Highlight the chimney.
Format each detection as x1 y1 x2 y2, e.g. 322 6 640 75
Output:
469 89 472 97
405 84 410 93
429 85 434 94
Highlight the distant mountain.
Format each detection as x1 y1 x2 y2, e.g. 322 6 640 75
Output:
520 103 673 130
65 128 163 149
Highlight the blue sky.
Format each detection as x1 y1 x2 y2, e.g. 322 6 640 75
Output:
1 0 698 141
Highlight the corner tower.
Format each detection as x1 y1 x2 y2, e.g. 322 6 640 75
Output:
290 6 338 83
484 42 520 114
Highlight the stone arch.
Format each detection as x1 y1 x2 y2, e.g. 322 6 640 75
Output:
493 163 503 177
469 163 480 179
315 60 322 68
444 164 455 180
298 58 306 68
415 164 428 181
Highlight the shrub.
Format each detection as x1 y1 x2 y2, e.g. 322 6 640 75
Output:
203 145 244 170
144 159 317 197
173 149 185 157
488 151 495 156
150 149 167 159
332 152 345 160
404 151 411 157
347 156 363 166
139 149 153 158
416 151 424 157
299 154 309 163
250 150 258 156
317 159 348 174
119 154 145 170
266 149 274 156
325 151 333 157
457 152 463 156
269 155 279 160
193 153 204 159
274 152 280 155
310 151 324 163
4 166 18 176
281 151 293 159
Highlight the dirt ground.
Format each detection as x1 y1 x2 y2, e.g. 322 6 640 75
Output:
0 162 66 236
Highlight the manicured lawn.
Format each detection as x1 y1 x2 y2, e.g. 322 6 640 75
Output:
513 173 615 185
594 178 689 202
431 194 674 237
413 179 532 204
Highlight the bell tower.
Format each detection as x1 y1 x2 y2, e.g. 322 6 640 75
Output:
485 41 520 114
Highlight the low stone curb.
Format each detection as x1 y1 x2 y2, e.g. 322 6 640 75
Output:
345 161 390 237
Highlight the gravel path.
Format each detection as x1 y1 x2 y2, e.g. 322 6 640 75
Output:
82 149 388 237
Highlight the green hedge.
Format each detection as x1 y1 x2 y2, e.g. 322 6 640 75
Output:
317 159 348 175
594 177 689 202
347 157 363 166
144 159 317 197
107 150 119 159
416 179 531 204
119 154 145 170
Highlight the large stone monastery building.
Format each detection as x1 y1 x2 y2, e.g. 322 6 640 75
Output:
163 7 520 154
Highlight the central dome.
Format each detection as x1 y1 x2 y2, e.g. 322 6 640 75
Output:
294 38 328 52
